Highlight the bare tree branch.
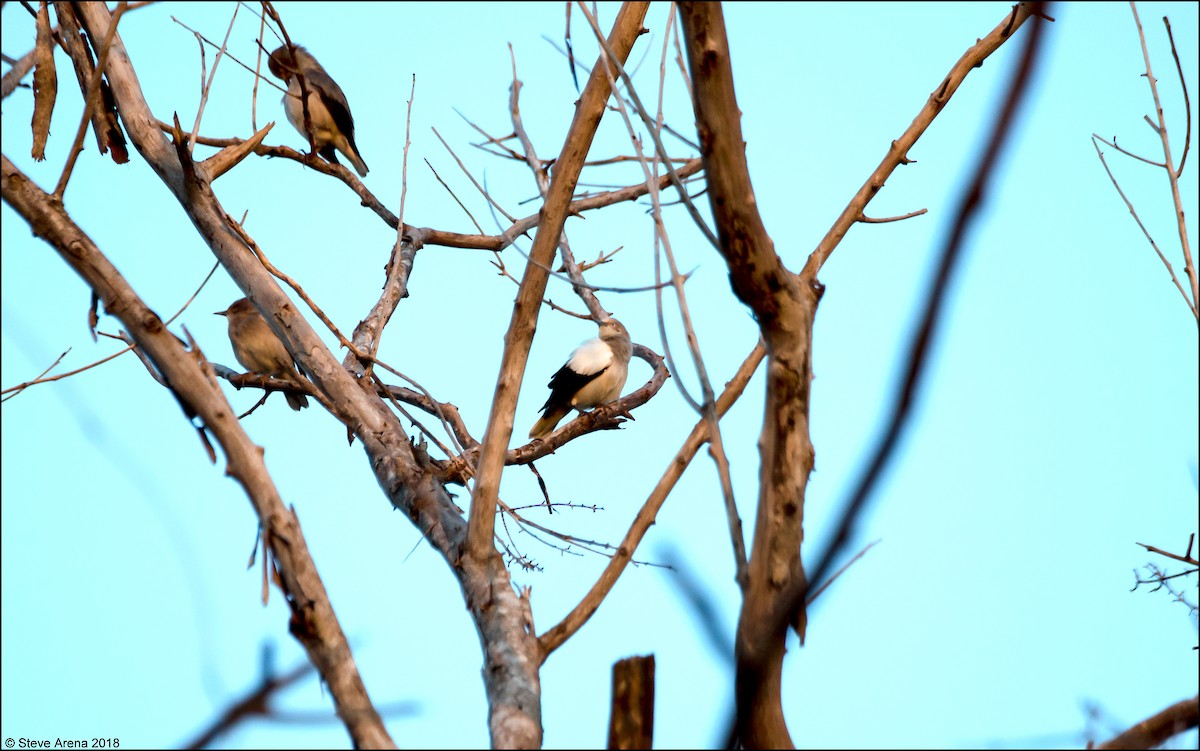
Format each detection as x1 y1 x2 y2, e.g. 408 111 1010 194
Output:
1125 1 1199 320
1097 696 1199 749
681 3 1048 746
465 0 650 561
1 153 395 749
680 4 818 745
801 3 1039 279
540 340 764 656
1092 135 1196 314
806 0 1051 635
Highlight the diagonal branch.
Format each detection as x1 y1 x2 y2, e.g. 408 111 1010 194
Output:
1092 136 1196 315
801 2 1039 280
805 0 1052 652
539 340 765 656
1163 17 1191 177
577 0 748 591
465 1 650 561
1097 696 1199 749
1129 2 1198 318
1 153 395 750
681 5 816 746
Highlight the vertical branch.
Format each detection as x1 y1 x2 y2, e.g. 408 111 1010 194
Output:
1 155 396 750
51 1 130 163
679 4 817 747
1162 18 1191 177
1129 2 1198 317
53 1 128 198
607 655 655 750
508 43 607 320
575 0 749 590
460 7 650 746
464 1 649 560
187 2 239 153
31 0 57 161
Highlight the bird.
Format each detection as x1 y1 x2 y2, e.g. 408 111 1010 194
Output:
529 318 632 439
215 298 309 411
267 44 369 177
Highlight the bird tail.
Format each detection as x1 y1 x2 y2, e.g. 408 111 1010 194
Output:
346 149 369 178
320 142 368 178
339 137 369 177
529 406 570 439
285 391 309 411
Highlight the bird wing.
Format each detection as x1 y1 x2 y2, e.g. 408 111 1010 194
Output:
299 62 358 146
539 339 613 413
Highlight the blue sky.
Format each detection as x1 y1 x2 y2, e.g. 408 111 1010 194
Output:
2 2 1197 749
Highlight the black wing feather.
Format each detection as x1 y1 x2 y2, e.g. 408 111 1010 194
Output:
539 363 608 415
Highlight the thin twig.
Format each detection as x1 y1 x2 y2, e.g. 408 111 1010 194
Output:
801 4 1043 279
54 1 128 198
859 209 928 224
1092 137 1195 314
540 340 765 656
805 539 880 606
1129 2 1198 315
432 126 520 224
1093 133 1165 168
1162 17 1191 176
187 4 239 154
585 1 748 587
575 2 719 251
1 260 221 400
425 158 485 234
170 15 286 96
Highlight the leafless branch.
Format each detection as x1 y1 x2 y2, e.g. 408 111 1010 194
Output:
802 3 1041 279
1097 696 1199 749
806 0 1050 611
1125 1 1199 318
859 209 928 224
54 1 128 197
1091 136 1195 314
1163 17 1191 176
465 3 651 570
581 0 747 589
540 340 764 656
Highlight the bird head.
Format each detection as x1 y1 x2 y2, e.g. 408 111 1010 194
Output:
215 298 256 318
598 318 629 344
267 45 300 82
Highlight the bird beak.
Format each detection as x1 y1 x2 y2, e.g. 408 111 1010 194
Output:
214 310 227 317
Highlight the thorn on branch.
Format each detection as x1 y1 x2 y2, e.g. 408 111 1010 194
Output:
859 208 928 224
1002 5 1019 36
169 113 198 182
890 140 916 165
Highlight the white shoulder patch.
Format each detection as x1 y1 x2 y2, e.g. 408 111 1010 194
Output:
566 338 613 376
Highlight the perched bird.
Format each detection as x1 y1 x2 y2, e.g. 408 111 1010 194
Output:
267 44 369 177
216 298 309 411
529 318 632 439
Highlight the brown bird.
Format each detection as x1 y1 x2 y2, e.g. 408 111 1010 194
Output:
529 318 632 439
268 44 369 177
215 298 309 411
